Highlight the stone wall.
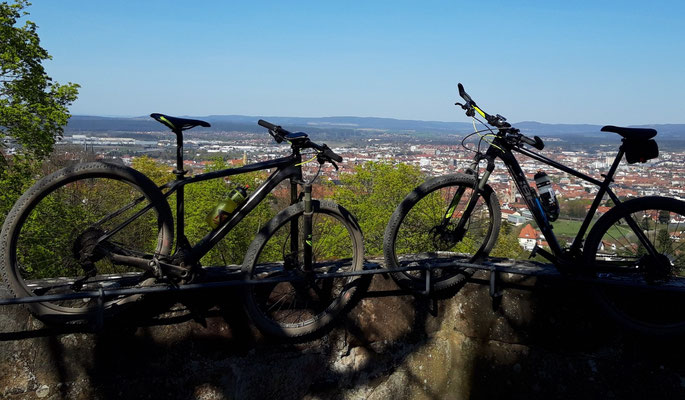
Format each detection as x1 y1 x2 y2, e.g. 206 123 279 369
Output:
2 272 685 399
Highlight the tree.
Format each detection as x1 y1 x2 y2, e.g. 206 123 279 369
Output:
490 225 524 259
0 1 79 224
332 161 424 256
656 228 674 255
561 199 591 219
1 0 79 169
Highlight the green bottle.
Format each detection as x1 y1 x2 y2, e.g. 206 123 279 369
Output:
206 186 248 229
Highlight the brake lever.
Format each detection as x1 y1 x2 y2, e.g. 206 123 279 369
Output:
268 129 283 143
316 152 339 170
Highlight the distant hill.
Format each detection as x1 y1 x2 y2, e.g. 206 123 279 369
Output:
65 115 685 141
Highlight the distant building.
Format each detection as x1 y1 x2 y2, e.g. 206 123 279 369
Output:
507 214 527 226
518 223 538 251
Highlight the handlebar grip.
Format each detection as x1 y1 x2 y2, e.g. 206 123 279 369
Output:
258 119 278 130
458 83 475 104
521 135 545 151
323 148 343 163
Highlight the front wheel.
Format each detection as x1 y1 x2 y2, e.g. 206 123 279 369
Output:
383 174 501 292
584 196 685 335
241 200 369 341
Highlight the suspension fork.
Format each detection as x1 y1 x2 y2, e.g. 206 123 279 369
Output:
441 159 478 226
287 178 313 271
302 183 313 271
448 157 494 235
289 180 299 268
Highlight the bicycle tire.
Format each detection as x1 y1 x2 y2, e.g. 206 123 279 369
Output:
0 162 174 323
383 173 501 292
584 196 685 336
241 200 369 341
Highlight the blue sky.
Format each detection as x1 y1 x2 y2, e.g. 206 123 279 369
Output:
27 1 685 124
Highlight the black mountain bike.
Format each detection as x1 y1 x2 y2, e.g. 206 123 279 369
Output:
383 84 685 335
0 114 368 340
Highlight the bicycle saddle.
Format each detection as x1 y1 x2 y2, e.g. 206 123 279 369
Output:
150 113 211 132
601 125 657 140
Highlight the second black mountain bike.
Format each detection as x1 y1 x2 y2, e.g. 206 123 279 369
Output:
384 84 685 336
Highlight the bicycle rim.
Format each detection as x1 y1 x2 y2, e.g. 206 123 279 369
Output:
388 177 497 290
9 174 169 317
245 203 364 338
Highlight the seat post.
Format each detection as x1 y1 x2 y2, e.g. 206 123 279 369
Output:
173 129 187 250
174 130 185 177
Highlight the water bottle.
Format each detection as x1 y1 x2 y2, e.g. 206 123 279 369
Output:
534 171 559 222
206 186 248 229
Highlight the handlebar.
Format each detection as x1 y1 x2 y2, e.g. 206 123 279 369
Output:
257 119 278 131
458 83 475 106
519 134 545 151
257 119 343 163
457 83 545 151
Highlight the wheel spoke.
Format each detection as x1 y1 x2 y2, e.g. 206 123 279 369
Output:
244 201 366 339
4 166 171 319
386 176 498 292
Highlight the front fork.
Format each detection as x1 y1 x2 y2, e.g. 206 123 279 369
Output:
288 180 314 272
443 157 494 235
302 183 313 271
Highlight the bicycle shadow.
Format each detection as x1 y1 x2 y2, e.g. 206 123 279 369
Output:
2 273 685 399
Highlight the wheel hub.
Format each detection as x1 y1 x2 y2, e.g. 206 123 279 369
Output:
428 224 465 251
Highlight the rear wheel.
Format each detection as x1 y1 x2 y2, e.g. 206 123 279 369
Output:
0 162 174 323
242 200 369 341
584 196 685 335
383 174 501 292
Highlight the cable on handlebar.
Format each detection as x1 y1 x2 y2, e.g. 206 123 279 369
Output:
471 115 503 153
295 154 319 166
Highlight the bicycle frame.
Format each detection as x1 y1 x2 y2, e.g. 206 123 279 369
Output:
467 136 659 266
162 153 304 266
98 148 307 274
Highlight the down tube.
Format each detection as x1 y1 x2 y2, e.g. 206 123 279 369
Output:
500 150 564 256
189 165 301 264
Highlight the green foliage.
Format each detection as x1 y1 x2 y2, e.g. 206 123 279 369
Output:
15 173 165 279
490 224 524 259
0 0 79 224
332 161 424 256
656 228 674 255
501 220 512 236
561 199 592 219
0 154 37 221
132 155 173 186
181 159 276 266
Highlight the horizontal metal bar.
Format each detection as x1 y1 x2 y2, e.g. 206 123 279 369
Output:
2 257 684 306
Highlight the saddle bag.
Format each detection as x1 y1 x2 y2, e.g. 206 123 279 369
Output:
623 138 658 164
